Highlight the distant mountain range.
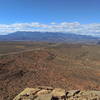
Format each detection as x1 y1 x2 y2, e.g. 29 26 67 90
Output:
0 31 99 43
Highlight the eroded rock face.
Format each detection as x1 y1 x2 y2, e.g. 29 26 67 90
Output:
13 86 100 100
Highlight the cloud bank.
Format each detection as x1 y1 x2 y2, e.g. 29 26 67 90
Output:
0 22 100 37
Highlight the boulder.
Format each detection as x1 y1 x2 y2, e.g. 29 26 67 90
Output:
51 88 66 100
13 88 40 100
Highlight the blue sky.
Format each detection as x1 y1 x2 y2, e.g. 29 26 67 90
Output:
0 0 100 36
0 0 100 24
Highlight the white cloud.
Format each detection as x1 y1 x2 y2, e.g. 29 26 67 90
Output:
0 22 100 37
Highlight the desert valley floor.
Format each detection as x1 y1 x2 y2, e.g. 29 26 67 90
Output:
0 42 100 100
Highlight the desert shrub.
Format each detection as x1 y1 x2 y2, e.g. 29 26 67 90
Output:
47 53 56 61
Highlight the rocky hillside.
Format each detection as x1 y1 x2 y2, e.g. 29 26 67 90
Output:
0 42 100 100
14 86 100 100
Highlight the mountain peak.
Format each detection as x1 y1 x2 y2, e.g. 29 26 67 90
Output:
0 31 99 44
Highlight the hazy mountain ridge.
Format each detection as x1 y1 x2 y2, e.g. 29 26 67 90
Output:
0 31 99 43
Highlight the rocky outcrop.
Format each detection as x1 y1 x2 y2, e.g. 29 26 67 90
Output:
13 86 100 100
